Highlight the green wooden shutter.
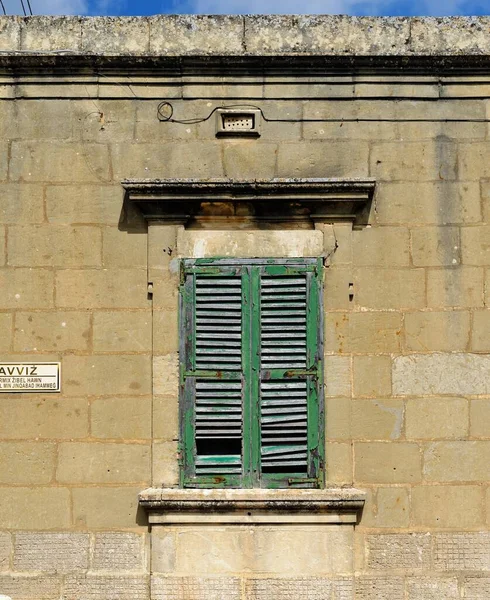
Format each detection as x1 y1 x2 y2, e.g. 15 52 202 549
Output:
180 259 323 489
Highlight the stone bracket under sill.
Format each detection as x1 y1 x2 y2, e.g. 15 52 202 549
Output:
139 487 366 525
122 178 375 226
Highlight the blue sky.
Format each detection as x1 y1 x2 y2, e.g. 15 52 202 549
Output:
2 0 489 18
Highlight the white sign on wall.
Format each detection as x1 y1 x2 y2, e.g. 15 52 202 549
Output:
0 363 61 392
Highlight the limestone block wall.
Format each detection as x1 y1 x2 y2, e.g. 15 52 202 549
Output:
0 14 489 600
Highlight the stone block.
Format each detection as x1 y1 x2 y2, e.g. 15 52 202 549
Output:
464 577 490 600
151 576 241 600
10 141 110 183
370 140 457 181
0 574 61 599
361 487 410 528
92 532 147 571
14 311 90 352
91 397 151 440
151 530 176 574
405 578 459 599
13 533 89 573
148 224 179 271
324 269 353 310
63 574 149 600
0 533 10 572
404 310 470 352
223 142 278 180
57 442 150 484
63 354 151 396
351 312 403 353
472 310 490 351
56 269 148 309
462 225 490 265
470 399 490 438
355 268 425 309
0 141 7 181
152 441 179 487
153 396 179 440
406 398 468 440
410 17 490 53
352 399 403 440
423 441 490 482
0 268 54 309
0 442 55 485
353 356 392 397
354 442 421 483
0 184 44 224
0 17 20 51
354 577 404 600
72 486 143 529
111 142 224 180
46 185 123 225
433 533 490 571
2 100 72 140
459 142 490 180
304 120 396 142
8 225 101 267
0 487 70 529
366 533 431 570
325 397 351 440
427 266 484 308
0 227 4 266
352 227 410 267
93 311 151 352
0 313 12 351
411 485 483 528
153 311 179 355
276 141 369 178
152 274 180 312
483 181 490 223
102 227 147 268
21 16 81 51
81 17 150 53
375 181 481 225
325 355 351 397
149 15 244 55
396 353 490 395
0 396 88 440
153 355 179 397
411 227 460 267
177 229 324 259
325 443 352 485
245 578 354 600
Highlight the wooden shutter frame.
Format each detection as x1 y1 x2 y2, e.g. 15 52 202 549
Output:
179 258 324 489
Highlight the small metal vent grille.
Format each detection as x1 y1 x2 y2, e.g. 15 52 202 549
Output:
216 109 260 137
222 114 254 131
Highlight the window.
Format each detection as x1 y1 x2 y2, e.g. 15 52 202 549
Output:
179 258 324 489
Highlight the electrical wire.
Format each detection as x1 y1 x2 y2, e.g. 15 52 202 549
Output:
26 0 33 15
19 0 27 16
157 100 490 124
0 0 7 15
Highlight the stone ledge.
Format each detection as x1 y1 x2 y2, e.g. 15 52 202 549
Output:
139 487 366 524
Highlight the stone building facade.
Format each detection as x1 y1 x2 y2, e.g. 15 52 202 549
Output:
0 14 489 600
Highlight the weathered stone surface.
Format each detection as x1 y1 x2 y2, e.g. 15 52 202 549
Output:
433 533 490 571
354 577 404 600
0 184 44 224
91 397 151 440
93 311 151 352
63 355 151 396
0 268 54 309
63 574 148 600
393 353 490 395
0 532 10 572
470 399 490 438
153 396 178 440
410 227 460 267
152 441 179 487
366 534 431 570
405 577 459 599
151 576 240 600
0 487 70 529
352 227 409 266
404 311 470 352
351 400 403 440
424 441 490 482
102 227 147 269
406 398 468 440
325 443 353 485
223 142 278 180
72 487 142 529
0 17 20 51
355 442 421 483
92 533 146 571
353 356 392 397
153 355 179 397
81 17 150 54
427 266 484 308
463 577 490 599
326 312 402 354
46 185 122 225
2 100 72 140
0 442 56 485
13 533 89 573
0 574 61 599
0 396 88 440
14 311 90 352
459 142 490 180
355 268 425 309
461 225 490 266
153 311 179 355
410 17 490 54
20 16 81 52
361 487 409 528
325 356 351 397
245 577 354 600
471 310 490 351
411 485 483 528
56 269 148 309
57 442 150 484
0 313 12 351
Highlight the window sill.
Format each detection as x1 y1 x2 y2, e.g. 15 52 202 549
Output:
139 487 366 525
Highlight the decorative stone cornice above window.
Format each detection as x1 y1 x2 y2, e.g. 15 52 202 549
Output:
122 178 375 226
139 488 366 525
